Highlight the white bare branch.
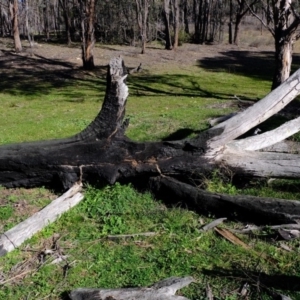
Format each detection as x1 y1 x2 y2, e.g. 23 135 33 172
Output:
207 68 300 150
228 116 300 151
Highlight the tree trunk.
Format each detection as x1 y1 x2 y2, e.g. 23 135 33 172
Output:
183 0 189 34
2 58 300 224
63 8 72 45
233 0 252 46
228 0 233 44
162 0 173 50
173 0 180 49
25 0 34 49
135 0 149 54
193 0 200 43
79 0 96 69
272 36 293 90
250 0 300 89
43 0 50 40
233 15 242 45
10 0 22 52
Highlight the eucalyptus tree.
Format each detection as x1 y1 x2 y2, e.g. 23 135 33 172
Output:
78 0 97 69
135 0 150 53
162 0 180 49
249 0 300 89
59 0 74 45
9 0 22 52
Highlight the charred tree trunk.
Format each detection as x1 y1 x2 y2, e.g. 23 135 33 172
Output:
3 58 300 224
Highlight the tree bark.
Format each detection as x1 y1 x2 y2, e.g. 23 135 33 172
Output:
272 35 293 90
2 57 300 224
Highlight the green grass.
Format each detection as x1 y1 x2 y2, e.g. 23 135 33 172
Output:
0 187 55 232
1 183 300 299
1 42 300 299
0 57 270 144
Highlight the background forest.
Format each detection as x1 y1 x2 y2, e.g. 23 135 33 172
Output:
2 0 300 88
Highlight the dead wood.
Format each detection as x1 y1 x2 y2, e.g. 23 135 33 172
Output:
150 176 300 224
1 57 300 226
0 184 83 257
69 276 194 300
200 218 227 231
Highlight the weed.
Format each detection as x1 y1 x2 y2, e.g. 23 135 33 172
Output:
0 205 13 220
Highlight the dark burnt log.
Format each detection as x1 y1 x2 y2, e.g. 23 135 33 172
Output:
150 176 300 224
0 134 213 190
0 54 215 190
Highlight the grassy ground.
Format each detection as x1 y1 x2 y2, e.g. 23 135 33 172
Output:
1 37 300 299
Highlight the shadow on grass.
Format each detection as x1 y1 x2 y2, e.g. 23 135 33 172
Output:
1 48 280 103
0 49 239 102
60 291 71 300
0 50 107 99
162 128 202 141
129 73 235 100
198 50 300 82
203 268 300 292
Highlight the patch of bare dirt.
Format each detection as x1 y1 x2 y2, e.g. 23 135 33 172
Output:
0 37 276 77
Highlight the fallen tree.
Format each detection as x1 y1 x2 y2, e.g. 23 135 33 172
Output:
2 56 300 224
70 276 195 300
